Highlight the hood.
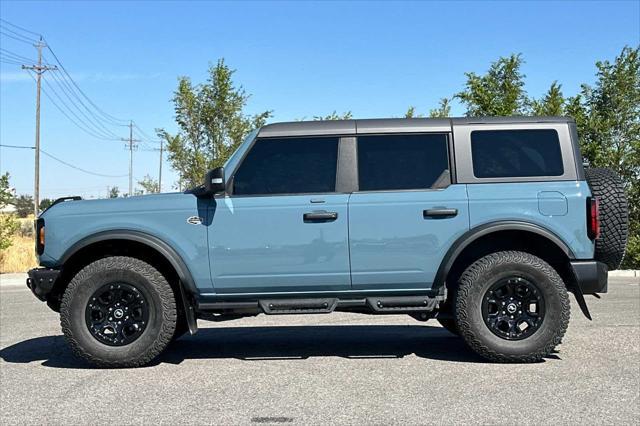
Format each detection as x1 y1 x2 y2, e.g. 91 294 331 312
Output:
40 192 196 219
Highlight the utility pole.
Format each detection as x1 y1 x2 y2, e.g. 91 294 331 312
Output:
158 138 163 193
22 37 57 217
121 121 140 196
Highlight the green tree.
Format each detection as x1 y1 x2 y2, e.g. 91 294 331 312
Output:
531 81 565 116
457 54 528 116
13 194 34 218
404 106 420 118
313 111 353 120
429 98 452 118
567 46 640 268
159 59 272 188
39 198 54 211
0 173 18 251
108 186 120 198
138 175 160 194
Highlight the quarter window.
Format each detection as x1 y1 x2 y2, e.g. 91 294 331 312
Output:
233 137 339 195
471 129 564 178
357 134 450 191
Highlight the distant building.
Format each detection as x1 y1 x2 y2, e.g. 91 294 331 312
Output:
0 203 17 214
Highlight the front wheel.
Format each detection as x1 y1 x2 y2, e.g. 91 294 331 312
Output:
454 251 570 363
60 256 177 367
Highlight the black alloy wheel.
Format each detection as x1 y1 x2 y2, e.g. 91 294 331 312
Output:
85 282 150 346
481 277 545 341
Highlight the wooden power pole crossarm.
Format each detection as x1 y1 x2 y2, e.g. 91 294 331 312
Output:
22 37 57 217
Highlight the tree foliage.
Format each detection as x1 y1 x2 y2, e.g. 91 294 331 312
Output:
0 173 18 251
108 186 120 198
313 111 353 121
457 54 528 116
137 175 160 194
12 194 34 218
429 98 452 118
159 59 272 188
531 81 565 116
39 198 54 211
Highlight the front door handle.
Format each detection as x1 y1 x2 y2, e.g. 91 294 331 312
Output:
303 211 338 223
423 208 458 218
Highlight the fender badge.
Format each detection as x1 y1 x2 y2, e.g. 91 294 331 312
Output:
186 216 203 225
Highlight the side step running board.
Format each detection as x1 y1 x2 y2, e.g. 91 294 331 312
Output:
366 295 438 313
198 294 443 316
260 298 338 314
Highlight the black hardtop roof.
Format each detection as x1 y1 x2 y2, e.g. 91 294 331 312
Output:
257 116 574 138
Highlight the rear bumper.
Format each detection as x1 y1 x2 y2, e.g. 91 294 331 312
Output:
570 260 608 294
26 268 60 301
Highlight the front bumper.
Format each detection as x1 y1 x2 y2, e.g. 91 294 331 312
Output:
570 260 608 294
26 268 60 301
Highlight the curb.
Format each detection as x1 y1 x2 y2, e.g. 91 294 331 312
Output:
609 270 639 277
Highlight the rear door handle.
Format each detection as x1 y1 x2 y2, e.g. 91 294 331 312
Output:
303 211 338 223
423 208 458 218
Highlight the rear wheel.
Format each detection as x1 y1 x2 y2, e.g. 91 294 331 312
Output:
60 256 177 367
454 251 570 362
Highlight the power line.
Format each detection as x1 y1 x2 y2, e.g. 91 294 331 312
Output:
0 47 37 63
40 149 128 178
45 68 122 139
25 70 120 141
0 58 26 65
44 43 129 126
1 144 127 178
0 18 42 38
0 144 34 149
0 30 35 45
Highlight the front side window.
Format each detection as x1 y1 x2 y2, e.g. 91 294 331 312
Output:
233 137 339 195
357 134 450 191
471 129 564 178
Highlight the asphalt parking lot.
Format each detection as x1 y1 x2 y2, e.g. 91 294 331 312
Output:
1 274 638 425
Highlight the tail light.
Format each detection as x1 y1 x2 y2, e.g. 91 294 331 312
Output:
35 218 45 255
587 197 600 240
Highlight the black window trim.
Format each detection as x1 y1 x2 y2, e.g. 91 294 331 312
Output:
353 132 455 194
224 134 351 198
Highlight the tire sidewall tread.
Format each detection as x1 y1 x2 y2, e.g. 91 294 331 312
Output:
455 251 570 363
60 256 177 368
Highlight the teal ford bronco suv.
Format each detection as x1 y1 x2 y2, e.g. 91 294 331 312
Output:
27 117 628 367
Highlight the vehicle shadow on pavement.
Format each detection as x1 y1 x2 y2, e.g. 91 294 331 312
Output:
0 325 557 368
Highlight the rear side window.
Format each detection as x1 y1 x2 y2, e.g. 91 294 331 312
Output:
233 137 339 195
471 129 564 178
358 134 449 191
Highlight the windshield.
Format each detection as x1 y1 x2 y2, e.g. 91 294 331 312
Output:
224 129 259 175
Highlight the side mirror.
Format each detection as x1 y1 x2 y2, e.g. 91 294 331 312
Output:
204 167 225 195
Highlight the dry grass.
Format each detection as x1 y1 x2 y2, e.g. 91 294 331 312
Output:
0 234 38 273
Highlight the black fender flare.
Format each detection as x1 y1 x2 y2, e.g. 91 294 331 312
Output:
60 230 199 333
432 221 576 291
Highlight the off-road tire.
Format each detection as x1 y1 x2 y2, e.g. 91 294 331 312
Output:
455 251 570 363
437 318 460 336
585 167 629 270
60 256 177 367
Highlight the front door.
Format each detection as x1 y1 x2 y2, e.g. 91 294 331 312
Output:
208 136 351 294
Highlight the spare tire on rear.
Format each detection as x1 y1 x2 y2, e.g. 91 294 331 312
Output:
585 167 629 270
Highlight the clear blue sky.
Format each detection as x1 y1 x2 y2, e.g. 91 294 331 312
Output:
1 0 638 199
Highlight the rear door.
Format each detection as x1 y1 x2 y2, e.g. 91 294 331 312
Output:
348 133 469 290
